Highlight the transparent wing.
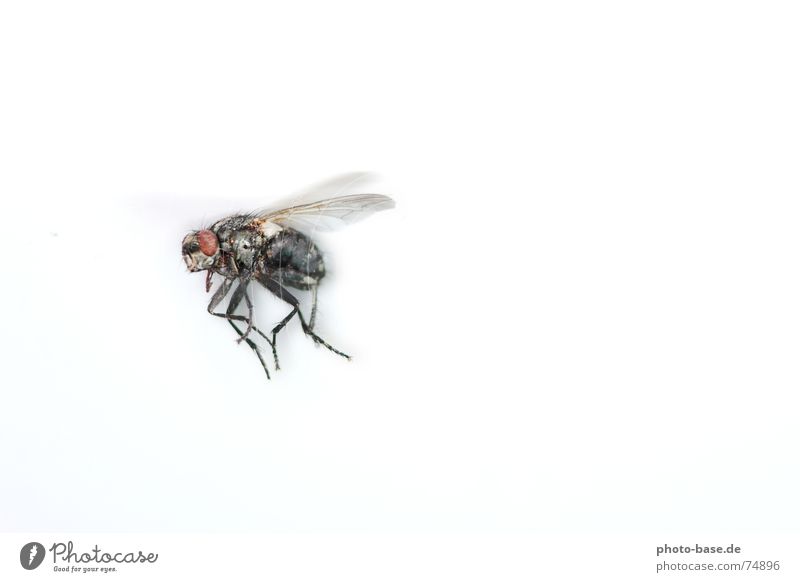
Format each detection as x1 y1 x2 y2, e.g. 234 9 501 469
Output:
284 172 375 205
257 172 376 216
255 193 395 232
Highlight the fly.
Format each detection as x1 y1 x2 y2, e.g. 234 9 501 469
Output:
181 186 395 379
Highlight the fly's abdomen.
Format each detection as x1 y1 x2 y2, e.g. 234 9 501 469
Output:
264 228 325 289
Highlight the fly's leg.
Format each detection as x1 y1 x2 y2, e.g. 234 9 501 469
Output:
223 283 271 379
207 279 272 379
206 277 233 317
208 280 275 350
308 285 318 331
257 275 351 363
224 261 256 344
235 284 255 344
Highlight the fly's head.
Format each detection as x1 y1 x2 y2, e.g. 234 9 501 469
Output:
182 229 220 272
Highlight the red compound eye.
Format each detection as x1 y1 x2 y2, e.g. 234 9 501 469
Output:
197 230 218 256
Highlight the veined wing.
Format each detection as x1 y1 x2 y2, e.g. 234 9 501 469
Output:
255 193 395 232
256 172 375 216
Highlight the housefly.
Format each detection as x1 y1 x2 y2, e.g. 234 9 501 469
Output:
181 183 395 379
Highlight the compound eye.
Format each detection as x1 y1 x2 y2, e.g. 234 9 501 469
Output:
197 230 218 256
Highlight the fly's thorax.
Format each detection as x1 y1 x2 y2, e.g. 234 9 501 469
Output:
182 229 220 272
213 228 265 274
209 217 285 273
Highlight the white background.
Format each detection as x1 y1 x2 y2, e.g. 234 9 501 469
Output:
1 0 799 579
